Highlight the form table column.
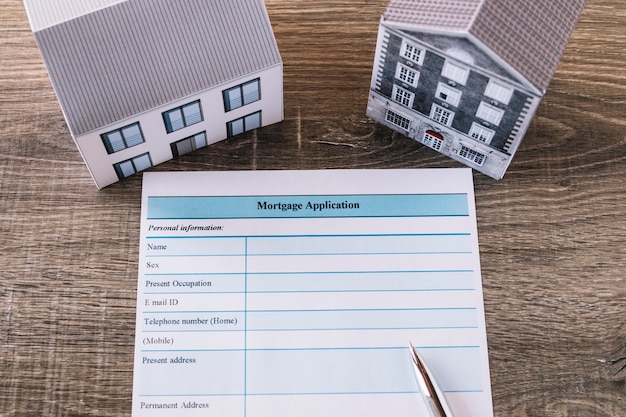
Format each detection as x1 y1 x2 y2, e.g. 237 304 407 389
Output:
135 236 247 413
241 233 481 416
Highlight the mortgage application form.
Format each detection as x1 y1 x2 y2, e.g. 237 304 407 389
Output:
131 169 493 417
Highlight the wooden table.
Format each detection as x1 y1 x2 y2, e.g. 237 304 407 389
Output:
1 1 625 415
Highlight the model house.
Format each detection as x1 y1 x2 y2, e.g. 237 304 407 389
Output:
24 0 283 188
367 0 586 179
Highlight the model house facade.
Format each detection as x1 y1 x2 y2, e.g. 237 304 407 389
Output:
24 0 283 188
367 0 586 179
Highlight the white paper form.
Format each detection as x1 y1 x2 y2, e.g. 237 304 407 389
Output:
131 169 493 417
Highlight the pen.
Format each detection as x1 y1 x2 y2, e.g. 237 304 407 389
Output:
409 341 454 417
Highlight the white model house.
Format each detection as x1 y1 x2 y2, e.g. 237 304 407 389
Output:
367 0 586 179
24 0 283 188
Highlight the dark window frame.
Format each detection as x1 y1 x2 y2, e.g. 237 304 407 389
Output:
162 100 203 134
170 131 207 158
223 78 261 112
226 111 262 137
101 122 145 154
113 152 152 180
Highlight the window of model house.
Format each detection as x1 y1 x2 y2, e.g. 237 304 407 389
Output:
476 102 504 126
430 104 454 126
171 132 207 158
458 145 486 166
423 130 443 151
485 80 513 105
400 40 425 65
385 109 411 130
441 61 469 85
163 100 203 133
392 85 415 108
101 122 144 154
223 78 261 112
113 152 152 180
395 63 419 87
227 111 262 137
435 83 462 107
469 123 495 144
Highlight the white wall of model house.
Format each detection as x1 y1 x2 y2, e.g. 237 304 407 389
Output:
75 66 283 189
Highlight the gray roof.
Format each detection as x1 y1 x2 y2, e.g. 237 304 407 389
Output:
383 0 586 93
31 0 282 136
23 0 127 31
383 0 482 32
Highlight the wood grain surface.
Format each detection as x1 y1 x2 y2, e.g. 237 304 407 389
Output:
1 0 625 416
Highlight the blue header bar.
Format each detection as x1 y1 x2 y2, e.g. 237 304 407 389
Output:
147 194 469 219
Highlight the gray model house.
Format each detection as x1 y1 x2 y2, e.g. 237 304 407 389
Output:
24 0 283 188
367 0 586 179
